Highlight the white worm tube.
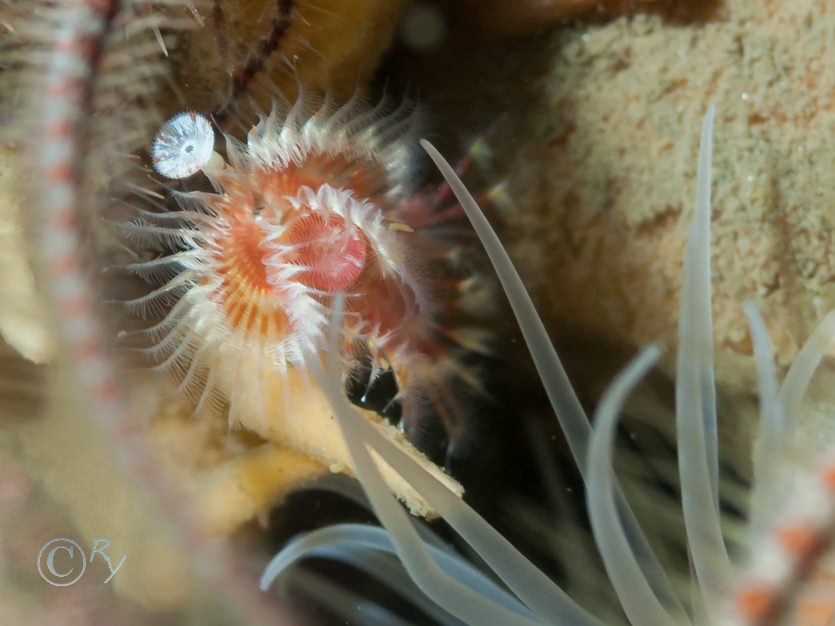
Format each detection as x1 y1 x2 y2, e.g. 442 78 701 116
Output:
152 111 223 179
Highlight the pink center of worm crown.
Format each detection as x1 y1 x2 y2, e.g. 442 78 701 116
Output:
206 156 408 344
284 213 367 292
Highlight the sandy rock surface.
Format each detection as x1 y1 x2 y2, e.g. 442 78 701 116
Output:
515 0 835 401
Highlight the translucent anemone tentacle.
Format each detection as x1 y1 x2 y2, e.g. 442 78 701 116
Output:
587 344 678 626
260 523 538 625
420 139 685 619
281 568 423 626
305 295 602 626
675 104 731 612
419 140 588 466
779 309 835 421
744 302 789 536
749 306 835 541
271 546 465 626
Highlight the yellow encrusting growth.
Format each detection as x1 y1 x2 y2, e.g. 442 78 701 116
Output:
0 146 54 364
194 446 324 535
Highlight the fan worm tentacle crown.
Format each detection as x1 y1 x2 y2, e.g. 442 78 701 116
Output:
129 94 491 449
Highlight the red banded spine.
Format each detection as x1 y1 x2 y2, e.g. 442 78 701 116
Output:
31 2 287 623
726 463 835 626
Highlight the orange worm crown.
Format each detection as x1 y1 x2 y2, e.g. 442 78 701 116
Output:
126 93 492 447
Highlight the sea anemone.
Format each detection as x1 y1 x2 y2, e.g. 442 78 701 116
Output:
261 106 835 626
